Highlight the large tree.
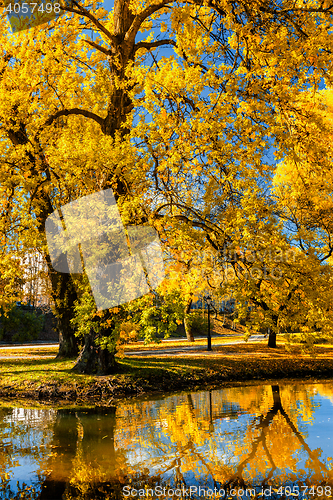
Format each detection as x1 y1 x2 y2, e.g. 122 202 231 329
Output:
1 0 333 370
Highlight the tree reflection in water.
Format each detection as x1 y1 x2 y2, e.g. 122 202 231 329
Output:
0 383 333 499
39 406 121 500
224 386 330 490
112 383 333 497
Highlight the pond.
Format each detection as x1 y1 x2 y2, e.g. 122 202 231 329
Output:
0 382 333 500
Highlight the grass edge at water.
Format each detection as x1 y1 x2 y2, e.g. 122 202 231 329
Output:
0 341 333 403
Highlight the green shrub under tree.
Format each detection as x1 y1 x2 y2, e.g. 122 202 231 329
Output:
0 304 44 343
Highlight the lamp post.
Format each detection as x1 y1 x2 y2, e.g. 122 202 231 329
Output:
204 295 212 351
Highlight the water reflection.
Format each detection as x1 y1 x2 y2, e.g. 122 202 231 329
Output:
0 383 333 499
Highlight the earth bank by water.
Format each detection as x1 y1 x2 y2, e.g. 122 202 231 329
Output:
1 342 333 403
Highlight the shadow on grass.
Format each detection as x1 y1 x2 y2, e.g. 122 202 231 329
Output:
118 356 227 374
0 357 80 379
0 356 76 365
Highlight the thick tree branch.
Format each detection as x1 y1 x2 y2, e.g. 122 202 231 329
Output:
84 39 111 56
127 0 225 47
166 214 215 231
154 211 212 231
126 0 173 45
43 108 105 129
61 0 117 44
260 3 333 14
134 39 177 53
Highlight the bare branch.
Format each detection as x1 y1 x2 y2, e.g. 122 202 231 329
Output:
156 213 213 231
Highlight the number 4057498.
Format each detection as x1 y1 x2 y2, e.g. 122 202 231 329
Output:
276 485 332 496
4 3 61 14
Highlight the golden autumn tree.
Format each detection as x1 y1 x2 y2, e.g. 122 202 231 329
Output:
273 86 333 263
1 0 333 371
271 86 333 344
157 223 222 342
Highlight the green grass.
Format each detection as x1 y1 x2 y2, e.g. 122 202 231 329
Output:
0 357 93 387
0 347 58 357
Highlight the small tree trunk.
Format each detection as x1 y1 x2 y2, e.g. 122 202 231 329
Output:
268 329 277 348
184 298 194 342
52 273 80 359
221 313 226 326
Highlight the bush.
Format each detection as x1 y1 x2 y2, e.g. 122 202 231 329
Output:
186 311 208 334
285 331 333 345
139 304 179 344
0 305 44 343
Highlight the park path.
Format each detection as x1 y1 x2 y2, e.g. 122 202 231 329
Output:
0 335 264 359
124 334 263 357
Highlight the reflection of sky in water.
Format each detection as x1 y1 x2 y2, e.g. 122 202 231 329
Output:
5 457 42 495
299 396 332 452
1 383 333 495
0 408 56 496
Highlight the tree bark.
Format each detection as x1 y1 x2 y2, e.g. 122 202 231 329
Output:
184 298 194 342
268 329 277 348
6 116 81 358
73 328 118 375
44 254 80 358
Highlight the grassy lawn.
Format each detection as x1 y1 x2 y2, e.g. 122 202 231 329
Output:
0 347 59 357
0 357 95 387
0 339 333 403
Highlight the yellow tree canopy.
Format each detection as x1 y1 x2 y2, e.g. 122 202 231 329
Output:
1 0 333 360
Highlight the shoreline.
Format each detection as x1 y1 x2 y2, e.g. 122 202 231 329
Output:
1 349 333 405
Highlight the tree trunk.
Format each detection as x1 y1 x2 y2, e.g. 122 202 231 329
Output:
6 114 81 359
268 329 277 348
56 311 80 359
184 298 194 342
73 330 118 375
44 254 80 358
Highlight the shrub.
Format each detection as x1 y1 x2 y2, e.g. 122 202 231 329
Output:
139 304 179 344
186 311 208 334
0 304 44 343
285 331 333 345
